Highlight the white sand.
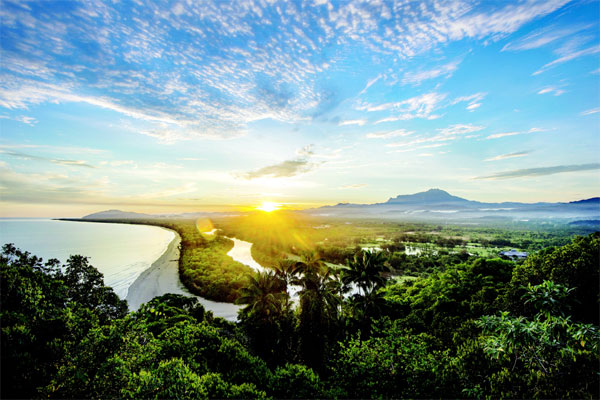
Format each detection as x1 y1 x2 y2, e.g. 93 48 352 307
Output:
126 230 241 321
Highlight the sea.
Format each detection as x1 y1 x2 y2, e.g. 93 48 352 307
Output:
0 219 174 299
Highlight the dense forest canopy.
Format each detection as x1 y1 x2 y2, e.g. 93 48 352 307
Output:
1 232 598 398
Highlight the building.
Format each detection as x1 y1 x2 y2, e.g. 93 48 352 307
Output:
499 249 528 260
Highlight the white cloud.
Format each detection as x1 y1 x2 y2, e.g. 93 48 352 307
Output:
0 0 575 143
580 107 600 116
484 151 530 161
15 115 37 125
502 24 592 52
358 74 381 95
452 92 487 111
487 128 547 139
385 123 483 150
402 60 461 85
338 119 367 126
538 87 565 96
360 92 447 121
241 145 318 180
340 183 367 189
486 131 521 139
474 163 600 180
527 127 546 133
438 124 485 136
0 115 38 125
533 45 600 75
366 129 414 139
374 116 403 124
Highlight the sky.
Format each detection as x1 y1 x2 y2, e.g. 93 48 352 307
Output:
0 0 599 217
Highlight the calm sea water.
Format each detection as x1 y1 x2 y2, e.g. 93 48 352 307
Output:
0 219 174 299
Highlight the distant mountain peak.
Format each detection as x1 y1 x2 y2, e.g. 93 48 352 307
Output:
83 210 153 219
386 188 470 204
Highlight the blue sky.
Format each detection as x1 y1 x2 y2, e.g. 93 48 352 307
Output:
0 0 598 217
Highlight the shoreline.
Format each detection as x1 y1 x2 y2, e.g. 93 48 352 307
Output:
58 218 242 320
125 228 241 320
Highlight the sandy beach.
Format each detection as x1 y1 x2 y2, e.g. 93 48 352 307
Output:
126 229 241 320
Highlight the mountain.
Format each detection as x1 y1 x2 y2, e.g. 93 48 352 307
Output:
82 210 155 220
385 188 472 204
568 197 600 205
82 209 243 220
304 189 600 223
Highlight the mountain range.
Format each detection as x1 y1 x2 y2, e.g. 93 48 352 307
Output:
302 189 600 222
82 189 600 224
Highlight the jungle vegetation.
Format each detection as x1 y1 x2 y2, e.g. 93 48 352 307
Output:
1 231 598 398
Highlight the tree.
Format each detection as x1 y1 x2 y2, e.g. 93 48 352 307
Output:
504 233 599 324
0 244 126 399
272 258 301 313
341 250 391 326
478 281 599 398
236 271 287 364
294 252 342 370
327 320 455 398
342 250 390 297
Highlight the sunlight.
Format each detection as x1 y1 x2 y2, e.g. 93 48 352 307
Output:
256 201 280 212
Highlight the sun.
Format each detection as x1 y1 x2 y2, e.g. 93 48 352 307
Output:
256 201 280 212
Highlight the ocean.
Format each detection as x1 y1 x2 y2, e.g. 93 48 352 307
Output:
0 219 174 299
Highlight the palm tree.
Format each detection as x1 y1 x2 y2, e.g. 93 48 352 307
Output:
236 271 287 364
342 250 391 324
294 252 342 370
236 271 285 319
296 250 326 276
272 258 301 312
342 249 390 297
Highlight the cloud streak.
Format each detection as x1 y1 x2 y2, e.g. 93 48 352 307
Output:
484 151 530 162
533 45 600 75
502 23 592 51
1 150 95 168
538 87 565 96
402 60 461 85
580 107 600 116
487 127 546 140
474 163 600 180
340 183 367 189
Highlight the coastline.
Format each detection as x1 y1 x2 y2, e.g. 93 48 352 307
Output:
125 229 183 310
123 227 242 320
58 218 242 320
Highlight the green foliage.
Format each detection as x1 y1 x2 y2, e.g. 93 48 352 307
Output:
381 257 515 343
294 253 342 370
478 281 599 398
341 250 391 327
269 363 322 399
236 269 297 365
327 320 456 398
3 229 599 399
505 233 599 324
0 244 127 399
179 234 252 302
